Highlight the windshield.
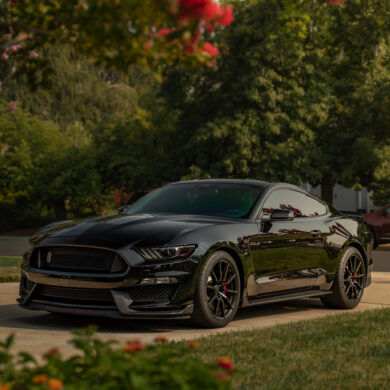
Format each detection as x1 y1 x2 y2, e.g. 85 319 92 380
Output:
124 183 263 219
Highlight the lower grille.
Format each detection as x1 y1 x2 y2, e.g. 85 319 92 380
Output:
129 284 177 301
33 284 115 305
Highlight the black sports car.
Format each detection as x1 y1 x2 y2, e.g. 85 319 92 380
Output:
19 179 373 328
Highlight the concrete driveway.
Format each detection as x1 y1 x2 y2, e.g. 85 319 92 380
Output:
0 272 389 358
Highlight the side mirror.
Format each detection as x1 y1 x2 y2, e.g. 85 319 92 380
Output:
268 209 295 221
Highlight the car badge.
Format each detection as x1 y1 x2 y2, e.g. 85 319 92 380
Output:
47 251 52 264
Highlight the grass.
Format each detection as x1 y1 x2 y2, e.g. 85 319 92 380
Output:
174 308 390 390
0 256 21 282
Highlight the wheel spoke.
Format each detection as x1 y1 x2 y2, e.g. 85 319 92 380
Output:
226 274 237 285
219 262 223 282
211 270 218 283
224 289 238 294
220 299 226 318
222 263 229 282
221 294 233 309
207 285 218 292
208 294 218 305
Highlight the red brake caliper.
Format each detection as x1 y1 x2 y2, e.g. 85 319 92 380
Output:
354 272 358 281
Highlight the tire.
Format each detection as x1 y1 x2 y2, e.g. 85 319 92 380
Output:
321 247 366 309
191 250 241 328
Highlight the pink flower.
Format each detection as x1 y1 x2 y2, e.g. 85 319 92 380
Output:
202 42 219 56
144 42 152 50
4 34 12 40
158 28 174 37
8 101 17 112
29 51 39 58
1 52 9 60
8 45 21 53
203 2 223 21
218 357 234 371
204 22 215 32
216 373 230 381
219 5 234 26
0 81 2 93
114 194 121 204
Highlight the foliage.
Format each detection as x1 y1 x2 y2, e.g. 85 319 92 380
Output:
0 328 235 390
0 101 100 220
0 0 234 83
0 45 140 129
371 145 390 206
163 0 390 204
91 102 180 193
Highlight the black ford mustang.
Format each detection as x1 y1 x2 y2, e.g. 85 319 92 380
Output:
19 179 373 328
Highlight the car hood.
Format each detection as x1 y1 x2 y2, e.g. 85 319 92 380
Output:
32 213 235 248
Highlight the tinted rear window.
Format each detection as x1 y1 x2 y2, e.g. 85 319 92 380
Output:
125 183 263 218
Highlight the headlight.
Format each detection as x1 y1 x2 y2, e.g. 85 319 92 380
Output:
136 245 197 261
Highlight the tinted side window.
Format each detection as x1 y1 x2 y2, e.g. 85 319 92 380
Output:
262 189 327 218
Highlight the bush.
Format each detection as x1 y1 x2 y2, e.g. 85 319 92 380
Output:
0 328 235 390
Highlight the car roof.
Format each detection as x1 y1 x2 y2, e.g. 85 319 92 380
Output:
169 178 270 189
168 179 309 192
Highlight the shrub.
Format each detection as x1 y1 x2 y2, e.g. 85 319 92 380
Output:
0 328 235 390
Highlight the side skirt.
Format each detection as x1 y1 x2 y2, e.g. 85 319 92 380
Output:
244 290 333 307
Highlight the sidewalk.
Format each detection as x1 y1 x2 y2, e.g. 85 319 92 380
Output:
0 272 388 358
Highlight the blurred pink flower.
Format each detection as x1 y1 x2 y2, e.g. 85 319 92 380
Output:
202 42 219 56
29 51 39 58
1 52 9 60
8 45 21 53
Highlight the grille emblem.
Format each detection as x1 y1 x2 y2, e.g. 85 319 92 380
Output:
47 251 52 264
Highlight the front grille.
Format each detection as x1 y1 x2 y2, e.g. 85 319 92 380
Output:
129 284 177 302
30 246 127 274
33 284 115 306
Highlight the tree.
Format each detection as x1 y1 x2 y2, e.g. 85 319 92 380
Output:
0 0 234 82
0 45 141 129
91 103 179 193
0 101 100 219
163 0 390 204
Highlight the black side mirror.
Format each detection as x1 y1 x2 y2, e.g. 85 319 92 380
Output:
269 209 295 221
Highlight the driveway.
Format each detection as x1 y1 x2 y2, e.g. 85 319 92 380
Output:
0 272 389 358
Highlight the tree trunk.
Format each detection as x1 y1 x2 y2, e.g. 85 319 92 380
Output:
321 175 334 205
53 198 67 220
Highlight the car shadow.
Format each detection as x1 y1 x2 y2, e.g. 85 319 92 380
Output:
0 298 326 334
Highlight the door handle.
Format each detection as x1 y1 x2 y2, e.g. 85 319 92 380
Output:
310 230 322 236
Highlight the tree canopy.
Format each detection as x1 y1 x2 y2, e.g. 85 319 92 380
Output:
163 0 390 204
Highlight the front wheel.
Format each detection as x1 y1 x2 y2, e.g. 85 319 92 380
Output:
191 251 241 328
321 247 366 309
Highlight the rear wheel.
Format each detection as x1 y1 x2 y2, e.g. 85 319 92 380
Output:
321 247 366 309
192 251 241 328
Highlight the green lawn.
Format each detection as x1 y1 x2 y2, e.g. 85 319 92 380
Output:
175 308 390 390
0 256 21 282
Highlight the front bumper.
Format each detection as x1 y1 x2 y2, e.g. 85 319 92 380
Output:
19 245 202 319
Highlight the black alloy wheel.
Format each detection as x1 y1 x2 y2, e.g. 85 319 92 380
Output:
343 252 365 301
192 251 241 328
321 247 366 309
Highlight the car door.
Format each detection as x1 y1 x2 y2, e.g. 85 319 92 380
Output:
251 188 328 295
